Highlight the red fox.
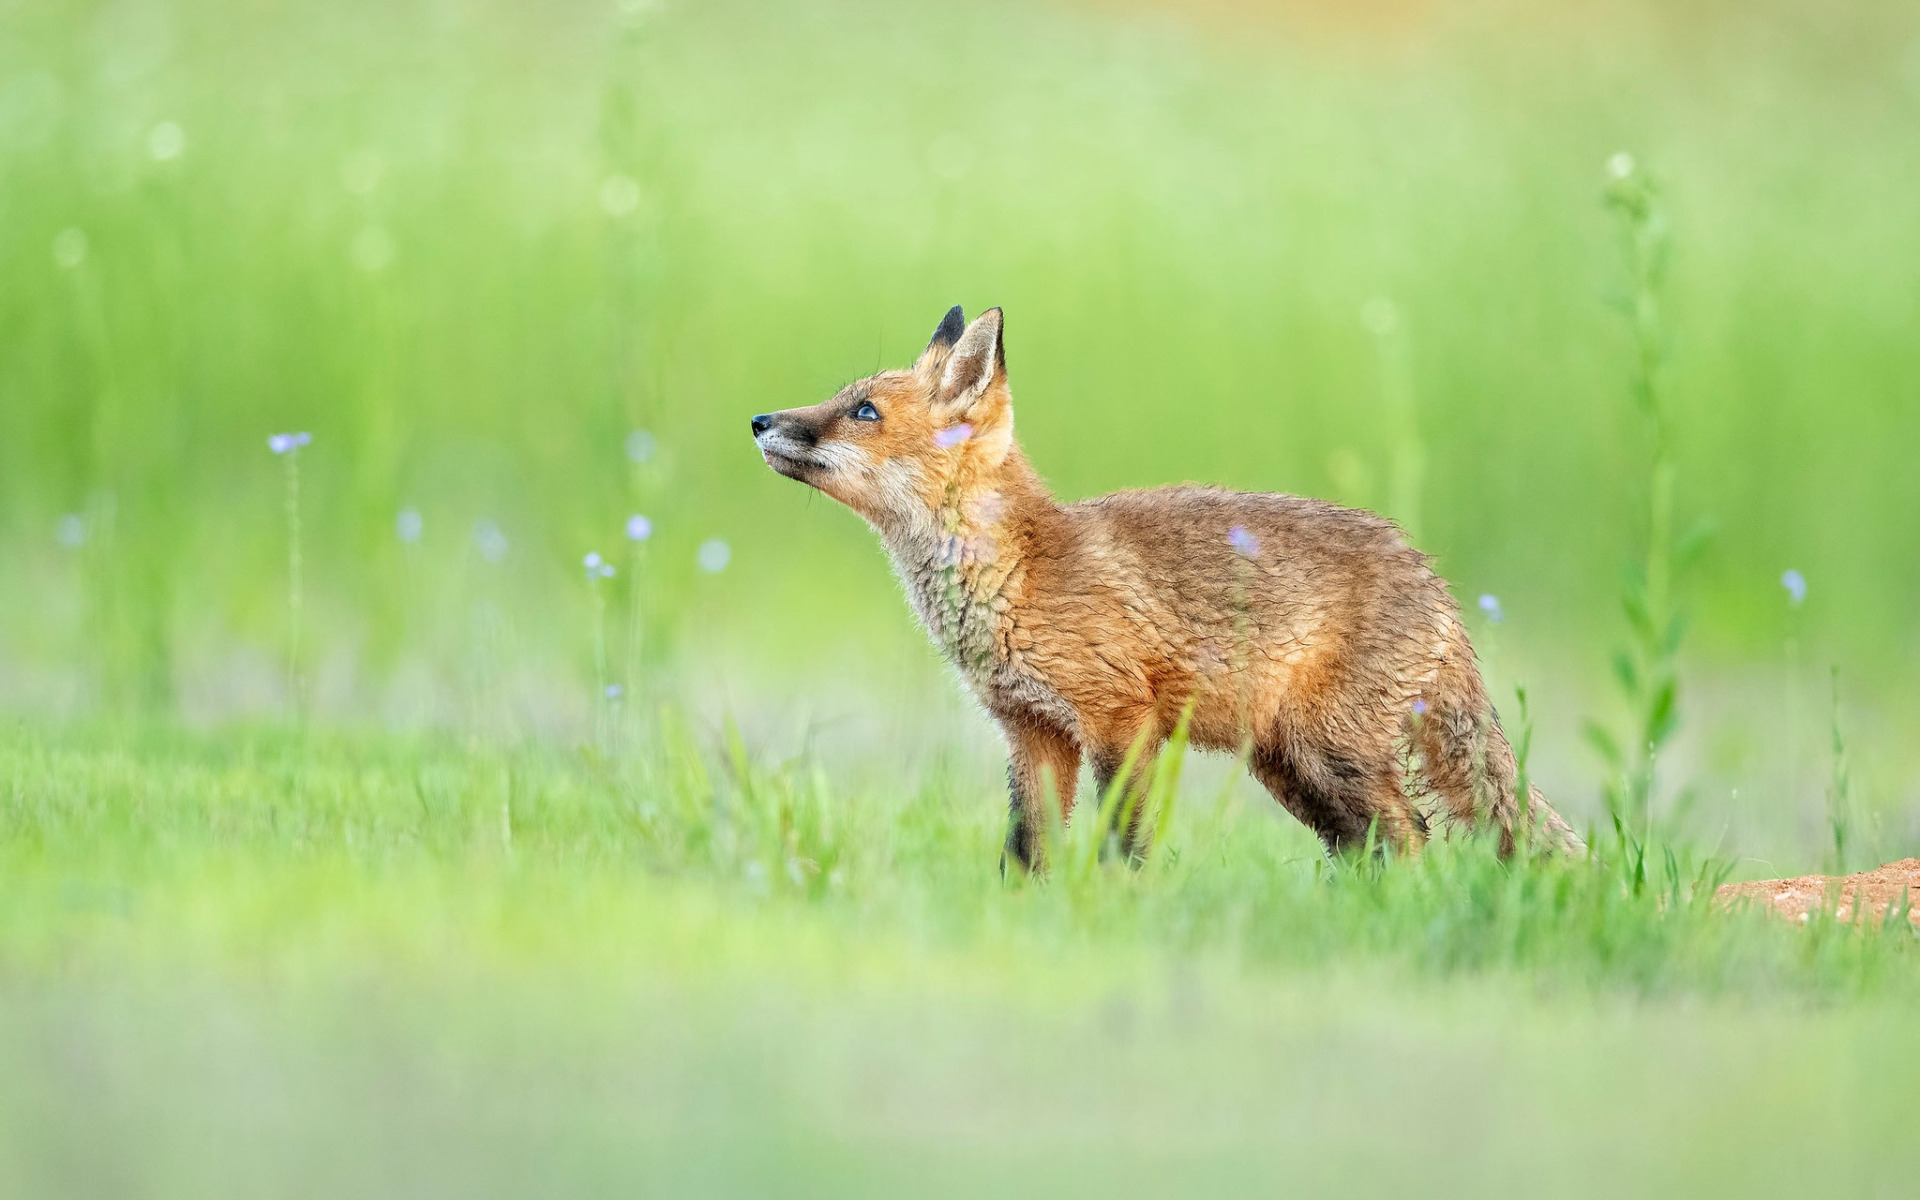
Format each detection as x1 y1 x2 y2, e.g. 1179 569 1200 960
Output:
752 306 1582 870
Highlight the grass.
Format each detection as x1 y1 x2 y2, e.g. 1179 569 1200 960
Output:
3 0 1920 1192
2 720 1917 1196
5 718 1909 995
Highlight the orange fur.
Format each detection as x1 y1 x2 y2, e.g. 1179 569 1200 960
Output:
753 307 1582 870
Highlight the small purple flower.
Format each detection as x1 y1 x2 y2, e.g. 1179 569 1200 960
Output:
268 431 311 455
605 683 624 700
395 508 423 544
933 423 974 449
625 429 657 463
1781 569 1806 607
583 552 615 580
626 514 653 542
1227 525 1261 558
697 538 731 574
1411 698 1428 717
1478 593 1504 624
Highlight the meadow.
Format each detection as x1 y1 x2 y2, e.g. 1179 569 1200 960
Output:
2 0 1919 1194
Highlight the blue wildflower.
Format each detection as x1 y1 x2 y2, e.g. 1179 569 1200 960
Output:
473 520 509 562
55 514 85 548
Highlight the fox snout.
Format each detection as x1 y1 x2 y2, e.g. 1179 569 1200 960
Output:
751 410 823 482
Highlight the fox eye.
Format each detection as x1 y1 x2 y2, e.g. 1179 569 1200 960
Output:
851 401 880 422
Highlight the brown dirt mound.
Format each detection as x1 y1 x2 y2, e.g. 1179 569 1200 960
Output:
1715 858 1920 927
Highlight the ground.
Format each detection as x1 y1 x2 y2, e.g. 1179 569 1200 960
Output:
1719 858 1920 928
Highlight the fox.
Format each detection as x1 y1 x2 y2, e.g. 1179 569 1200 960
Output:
751 305 1583 871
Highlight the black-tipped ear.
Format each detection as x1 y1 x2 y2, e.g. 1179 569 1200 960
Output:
929 305 966 353
914 305 967 377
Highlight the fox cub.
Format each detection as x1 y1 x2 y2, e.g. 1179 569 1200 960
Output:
752 306 1580 870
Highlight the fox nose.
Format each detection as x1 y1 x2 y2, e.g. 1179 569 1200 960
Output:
750 414 773 437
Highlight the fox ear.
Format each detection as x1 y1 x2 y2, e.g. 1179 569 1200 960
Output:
928 305 966 353
937 308 1004 410
913 305 966 377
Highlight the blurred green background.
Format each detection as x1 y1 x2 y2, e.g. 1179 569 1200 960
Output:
6 0 1920 843
5 2 1920 1193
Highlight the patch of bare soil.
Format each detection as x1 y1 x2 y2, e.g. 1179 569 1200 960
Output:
1715 858 1920 927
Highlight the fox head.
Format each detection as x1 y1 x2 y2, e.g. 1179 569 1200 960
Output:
751 306 1019 541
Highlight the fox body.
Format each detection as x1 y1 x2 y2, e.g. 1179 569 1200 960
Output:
752 306 1580 869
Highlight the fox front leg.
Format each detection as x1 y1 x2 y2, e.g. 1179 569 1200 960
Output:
1000 717 1080 875
1089 743 1163 867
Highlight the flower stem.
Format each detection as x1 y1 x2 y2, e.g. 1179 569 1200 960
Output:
284 450 304 720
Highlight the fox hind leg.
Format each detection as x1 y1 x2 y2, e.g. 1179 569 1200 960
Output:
1250 735 1427 857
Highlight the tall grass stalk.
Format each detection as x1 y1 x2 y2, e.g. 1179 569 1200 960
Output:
1511 682 1537 851
1786 617 1801 816
466 523 514 744
1826 667 1853 875
593 576 611 739
272 435 311 720
1587 155 1702 867
624 515 654 739
1781 568 1807 816
1362 296 1424 544
584 553 617 747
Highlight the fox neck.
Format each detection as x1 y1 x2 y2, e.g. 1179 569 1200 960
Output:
878 445 1055 675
